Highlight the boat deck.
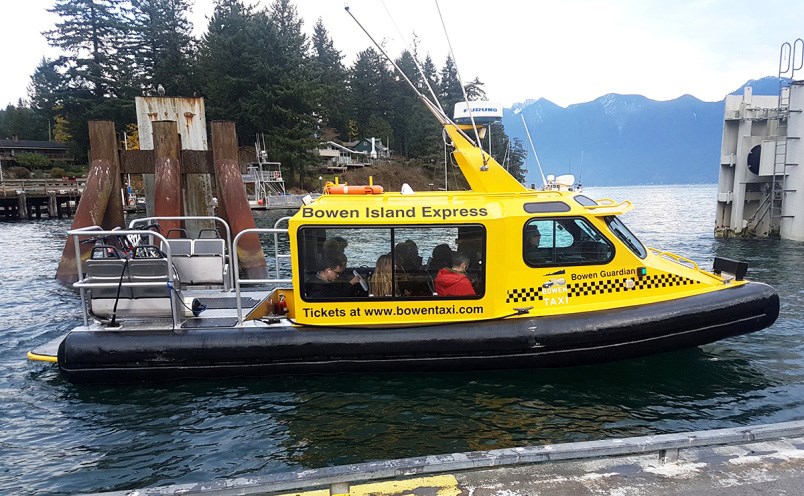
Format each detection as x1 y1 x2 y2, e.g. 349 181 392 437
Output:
29 288 291 362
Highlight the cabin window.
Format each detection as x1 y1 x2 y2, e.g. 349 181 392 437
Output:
573 195 598 207
523 201 571 213
298 225 485 301
523 217 614 267
605 216 647 259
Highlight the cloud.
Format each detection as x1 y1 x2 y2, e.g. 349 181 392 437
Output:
3 0 801 108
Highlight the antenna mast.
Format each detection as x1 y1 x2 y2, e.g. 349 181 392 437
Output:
434 0 485 163
380 0 445 116
345 6 448 126
520 113 547 187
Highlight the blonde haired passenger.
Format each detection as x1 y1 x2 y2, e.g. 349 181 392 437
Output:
369 253 398 297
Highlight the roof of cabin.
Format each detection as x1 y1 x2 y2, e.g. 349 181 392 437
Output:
0 139 68 150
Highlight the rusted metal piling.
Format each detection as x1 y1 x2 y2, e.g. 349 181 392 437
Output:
55 106 268 284
152 120 184 235
212 121 268 279
56 121 122 284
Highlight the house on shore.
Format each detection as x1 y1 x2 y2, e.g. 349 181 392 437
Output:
347 137 390 159
317 137 390 172
0 136 73 167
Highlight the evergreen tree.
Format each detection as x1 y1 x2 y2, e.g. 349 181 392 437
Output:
439 55 463 117
310 18 348 140
269 0 307 68
388 50 438 158
349 48 391 141
45 0 131 98
420 54 441 109
28 58 66 139
42 0 136 162
0 101 49 141
128 0 196 96
261 0 318 188
465 77 487 101
488 121 526 183
197 0 266 129
198 0 318 188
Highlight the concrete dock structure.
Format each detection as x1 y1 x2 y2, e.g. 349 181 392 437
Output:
90 420 804 496
715 40 804 240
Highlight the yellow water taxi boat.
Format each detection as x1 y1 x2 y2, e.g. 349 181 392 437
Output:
29 20 778 382
29 117 778 383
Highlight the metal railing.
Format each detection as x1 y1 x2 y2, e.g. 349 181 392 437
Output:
68 226 179 326
232 222 292 324
129 216 235 289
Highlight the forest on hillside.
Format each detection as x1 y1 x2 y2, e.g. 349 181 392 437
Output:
0 0 526 188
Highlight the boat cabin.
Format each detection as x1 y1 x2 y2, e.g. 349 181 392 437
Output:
283 187 725 328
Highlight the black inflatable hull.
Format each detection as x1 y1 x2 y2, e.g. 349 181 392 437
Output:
58 282 779 383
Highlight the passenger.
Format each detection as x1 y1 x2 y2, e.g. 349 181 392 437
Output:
397 240 432 295
395 239 422 272
434 252 476 297
524 225 547 263
369 253 398 297
305 252 362 298
322 236 348 259
427 243 453 273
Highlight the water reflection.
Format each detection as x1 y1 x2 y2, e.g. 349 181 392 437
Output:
4 187 804 494
44 343 775 491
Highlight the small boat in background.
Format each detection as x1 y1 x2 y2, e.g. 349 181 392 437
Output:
243 134 286 210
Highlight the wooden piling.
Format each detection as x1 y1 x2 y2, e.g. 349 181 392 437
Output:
17 193 27 219
56 121 119 284
211 121 267 278
48 191 58 218
152 121 184 235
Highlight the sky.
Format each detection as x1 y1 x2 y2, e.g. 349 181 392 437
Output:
2 0 804 109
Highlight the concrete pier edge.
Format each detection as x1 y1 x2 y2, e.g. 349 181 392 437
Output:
84 419 804 496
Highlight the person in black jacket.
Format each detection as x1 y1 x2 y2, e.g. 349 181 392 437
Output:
305 252 363 299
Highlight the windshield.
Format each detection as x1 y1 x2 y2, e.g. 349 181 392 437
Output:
605 216 647 259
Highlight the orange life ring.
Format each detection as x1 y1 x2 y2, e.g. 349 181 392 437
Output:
325 184 384 195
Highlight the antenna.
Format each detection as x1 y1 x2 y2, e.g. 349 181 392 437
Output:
344 4 480 148
380 0 445 116
578 149 584 186
519 112 547 187
434 0 485 167
345 6 448 125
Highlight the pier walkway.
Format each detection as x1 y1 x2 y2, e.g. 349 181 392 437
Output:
90 420 804 495
0 178 84 220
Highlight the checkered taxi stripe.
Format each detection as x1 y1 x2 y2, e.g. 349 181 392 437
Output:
506 273 700 303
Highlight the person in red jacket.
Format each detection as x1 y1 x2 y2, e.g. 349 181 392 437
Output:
435 252 476 296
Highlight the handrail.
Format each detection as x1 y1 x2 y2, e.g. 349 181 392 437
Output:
232 227 293 325
647 247 705 274
68 226 178 325
648 247 728 282
272 216 293 279
129 216 234 289
585 199 634 215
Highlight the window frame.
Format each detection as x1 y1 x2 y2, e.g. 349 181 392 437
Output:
604 216 648 259
297 223 487 302
522 216 616 268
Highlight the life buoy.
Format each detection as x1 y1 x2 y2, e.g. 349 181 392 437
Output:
325 184 384 195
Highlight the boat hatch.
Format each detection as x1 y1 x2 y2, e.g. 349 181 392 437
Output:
579 198 634 216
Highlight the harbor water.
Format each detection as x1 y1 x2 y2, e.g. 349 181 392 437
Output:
2 184 803 495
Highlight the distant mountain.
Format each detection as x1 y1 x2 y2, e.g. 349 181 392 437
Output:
730 76 790 96
502 77 785 186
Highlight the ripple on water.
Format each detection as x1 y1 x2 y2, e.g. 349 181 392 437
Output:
2 189 804 494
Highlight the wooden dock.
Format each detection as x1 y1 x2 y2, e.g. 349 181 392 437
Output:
0 178 85 220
